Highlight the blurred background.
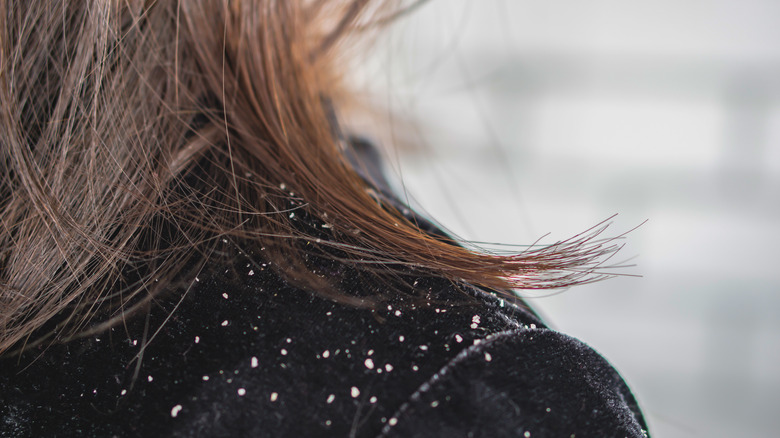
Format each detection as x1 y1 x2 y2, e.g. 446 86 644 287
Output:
349 1 780 437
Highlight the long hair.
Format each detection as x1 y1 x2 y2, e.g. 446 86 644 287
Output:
0 0 623 355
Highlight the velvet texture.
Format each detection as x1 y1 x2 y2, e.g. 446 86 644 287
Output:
1 244 649 437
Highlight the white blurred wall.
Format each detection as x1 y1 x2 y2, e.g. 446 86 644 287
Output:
351 1 780 437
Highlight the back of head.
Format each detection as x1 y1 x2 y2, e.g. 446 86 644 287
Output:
0 1 620 355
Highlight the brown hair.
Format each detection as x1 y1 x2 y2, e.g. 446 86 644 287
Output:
0 0 624 355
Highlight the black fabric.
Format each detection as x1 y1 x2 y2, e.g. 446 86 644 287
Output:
0 248 649 437
0 142 649 436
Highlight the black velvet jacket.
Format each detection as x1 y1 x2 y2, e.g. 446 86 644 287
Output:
0 252 650 437
0 143 650 437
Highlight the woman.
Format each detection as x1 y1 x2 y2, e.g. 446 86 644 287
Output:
0 1 649 436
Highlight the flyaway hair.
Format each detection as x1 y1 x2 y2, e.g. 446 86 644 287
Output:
0 0 626 355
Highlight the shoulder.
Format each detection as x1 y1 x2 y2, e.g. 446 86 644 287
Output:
379 326 649 437
0 257 648 437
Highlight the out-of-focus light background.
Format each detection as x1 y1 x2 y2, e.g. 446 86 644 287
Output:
350 1 780 437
